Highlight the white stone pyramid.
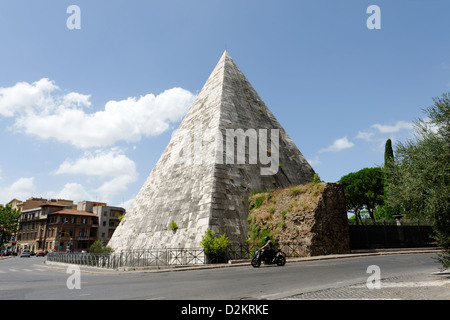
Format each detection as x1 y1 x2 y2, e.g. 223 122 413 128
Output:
108 51 315 251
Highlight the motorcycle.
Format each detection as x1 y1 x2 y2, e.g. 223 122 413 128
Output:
251 248 286 268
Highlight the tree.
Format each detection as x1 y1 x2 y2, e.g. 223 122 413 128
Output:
338 172 365 224
382 139 396 218
384 138 394 166
384 93 449 268
0 205 21 246
339 167 384 224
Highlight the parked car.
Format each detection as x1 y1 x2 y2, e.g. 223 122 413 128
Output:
20 250 31 258
36 251 46 257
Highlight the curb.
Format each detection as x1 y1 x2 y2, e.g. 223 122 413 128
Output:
45 247 442 274
228 247 442 266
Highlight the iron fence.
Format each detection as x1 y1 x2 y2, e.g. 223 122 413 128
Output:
47 248 207 269
46 242 308 269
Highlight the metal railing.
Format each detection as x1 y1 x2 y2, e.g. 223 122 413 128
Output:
46 242 309 269
47 248 207 269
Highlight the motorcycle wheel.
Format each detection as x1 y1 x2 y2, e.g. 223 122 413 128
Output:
276 255 286 266
251 257 261 268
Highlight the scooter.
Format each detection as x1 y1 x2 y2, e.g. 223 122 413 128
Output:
251 248 286 268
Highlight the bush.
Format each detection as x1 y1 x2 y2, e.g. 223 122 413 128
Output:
312 173 322 183
200 229 229 262
170 220 178 231
89 240 114 254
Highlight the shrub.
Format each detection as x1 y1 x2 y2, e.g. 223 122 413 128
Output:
89 240 114 254
170 220 178 231
249 194 266 210
200 229 229 262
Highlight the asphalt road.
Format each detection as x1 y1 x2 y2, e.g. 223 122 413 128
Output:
0 252 443 300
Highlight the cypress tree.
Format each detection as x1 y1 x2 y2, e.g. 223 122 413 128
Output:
384 139 394 167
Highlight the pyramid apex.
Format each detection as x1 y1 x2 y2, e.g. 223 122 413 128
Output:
221 49 232 60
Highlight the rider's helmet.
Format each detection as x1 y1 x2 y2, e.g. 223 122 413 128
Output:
264 236 270 241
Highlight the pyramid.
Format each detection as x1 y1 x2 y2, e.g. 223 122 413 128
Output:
108 51 315 251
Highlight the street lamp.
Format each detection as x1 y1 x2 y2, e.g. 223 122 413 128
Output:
57 220 68 252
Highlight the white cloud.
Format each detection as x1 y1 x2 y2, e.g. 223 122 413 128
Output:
319 136 355 153
355 131 375 141
53 183 92 203
0 78 196 148
54 148 138 203
117 197 135 211
0 177 37 203
0 78 59 117
354 120 416 154
307 156 321 166
95 174 137 203
55 148 136 178
371 121 413 133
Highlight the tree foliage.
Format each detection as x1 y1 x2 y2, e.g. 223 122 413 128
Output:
0 205 21 245
200 229 229 258
384 93 450 268
384 138 394 166
89 240 114 254
339 167 384 224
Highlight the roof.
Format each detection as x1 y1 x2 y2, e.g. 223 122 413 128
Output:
48 209 98 217
41 203 67 207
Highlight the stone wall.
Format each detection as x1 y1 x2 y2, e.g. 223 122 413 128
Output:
248 183 350 256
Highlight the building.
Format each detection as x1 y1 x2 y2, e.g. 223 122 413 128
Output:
14 198 125 252
77 201 125 245
45 208 99 252
6 198 23 211
93 205 124 245
16 203 98 252
16 203 66 252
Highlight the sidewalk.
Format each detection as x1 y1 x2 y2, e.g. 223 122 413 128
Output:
280 247 450 300
284 270 450 300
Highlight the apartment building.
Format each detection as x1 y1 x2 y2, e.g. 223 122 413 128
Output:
16 203 98 252
94 205 124 245
12 198 125 253
77 201 125 245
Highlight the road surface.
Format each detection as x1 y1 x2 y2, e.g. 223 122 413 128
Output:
0 252 446 300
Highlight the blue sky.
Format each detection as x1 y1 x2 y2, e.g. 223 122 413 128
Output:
0 0 449 208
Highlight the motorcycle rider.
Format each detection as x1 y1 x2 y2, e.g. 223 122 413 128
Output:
261 236 275 262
